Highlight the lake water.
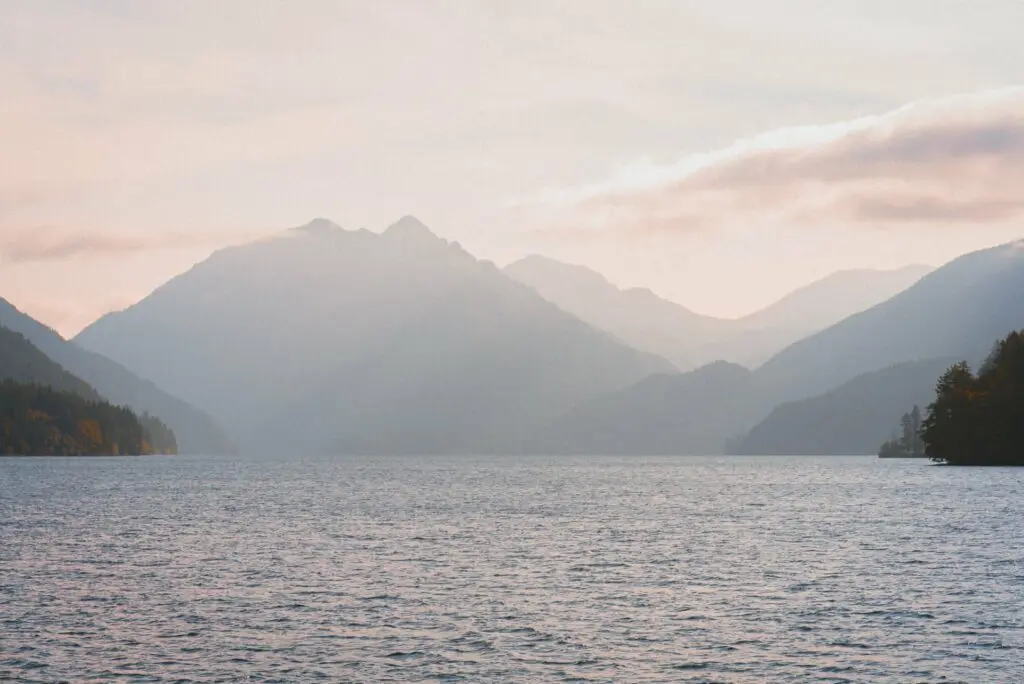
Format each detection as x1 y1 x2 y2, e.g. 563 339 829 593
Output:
2 455 1022 683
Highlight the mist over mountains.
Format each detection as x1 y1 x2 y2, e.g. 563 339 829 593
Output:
506 255 930 370
731 358 958 456
755 241 1024 404
3 214 1019 457
535 239 1024 456
0 298 232 454
76 217 671 454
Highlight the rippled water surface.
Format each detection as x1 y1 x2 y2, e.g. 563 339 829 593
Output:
2 455 1023 682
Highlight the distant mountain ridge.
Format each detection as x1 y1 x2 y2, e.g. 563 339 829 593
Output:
0 297 233 454
505 255 930 370
731 358 957 455
525 238 1023 455
527 361 758 455
62 219 1024 457
76 217 674 454
755 240 1024 404
736 265 933 333
505 254 726 369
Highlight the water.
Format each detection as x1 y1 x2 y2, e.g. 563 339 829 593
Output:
1 455 1022 683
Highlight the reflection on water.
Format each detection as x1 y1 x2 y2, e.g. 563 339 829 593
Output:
2 454 1022 682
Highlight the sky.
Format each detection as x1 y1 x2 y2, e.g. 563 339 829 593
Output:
2 0 1024 336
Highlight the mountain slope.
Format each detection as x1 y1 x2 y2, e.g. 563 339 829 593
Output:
505 255 726 369
0 298 233 454
732 358 956 455
76 217 674 454
737 265 931 333
0 326 101 399
520 241 1013 456
527 361 757 455
505 255 930 370
0 326 177 455
756 240 1024 404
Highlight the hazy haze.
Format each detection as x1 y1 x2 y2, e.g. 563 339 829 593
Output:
2 1 1024 334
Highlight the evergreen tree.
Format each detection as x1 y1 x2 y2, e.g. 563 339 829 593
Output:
909 405 923 456
921 331 1024 465
0 380 176 456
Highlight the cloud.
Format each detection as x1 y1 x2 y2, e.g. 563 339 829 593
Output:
0 226 263 264
542 88 1024 235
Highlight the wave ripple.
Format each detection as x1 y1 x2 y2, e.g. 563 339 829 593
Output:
2 454 1023 682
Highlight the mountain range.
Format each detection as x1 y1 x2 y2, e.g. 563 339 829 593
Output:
76 217 671 454
542 239 1024 456
7 215 1018 457
506 255 930 370
755 241 1024 404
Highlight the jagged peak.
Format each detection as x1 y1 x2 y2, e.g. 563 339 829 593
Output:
294 217 343 234
508 253 562 269
384 215 438 241
506 254 612 286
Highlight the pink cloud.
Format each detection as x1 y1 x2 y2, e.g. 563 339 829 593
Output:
0 225 264 264
551 88 1024 234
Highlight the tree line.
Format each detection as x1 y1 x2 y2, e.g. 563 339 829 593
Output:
878 405 925 458
0 380 177 456
880 330 1024 465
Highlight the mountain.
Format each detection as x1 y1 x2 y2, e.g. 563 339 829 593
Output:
521 240 1016 456
0 298 232 454
0 380 172 456
505 255 732 369
75 217 674 454
0 326 100 399
505 255 930 370
730 358 956 455
736 265 932 334
527 361 757 455
0 326 176 455
756 240 1024 404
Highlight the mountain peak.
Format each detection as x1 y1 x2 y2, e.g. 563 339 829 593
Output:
294 217 342 234
385 215 437 241
506 254 614 290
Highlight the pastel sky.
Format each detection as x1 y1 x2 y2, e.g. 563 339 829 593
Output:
2 0 1024 336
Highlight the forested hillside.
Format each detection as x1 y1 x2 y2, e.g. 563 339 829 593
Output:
0 380 174 455
1 298 232 454
0 326 100 399
0 325 176 455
